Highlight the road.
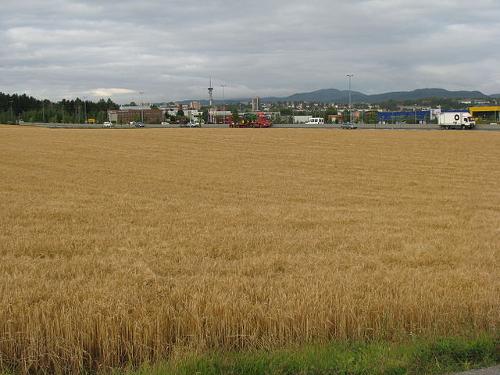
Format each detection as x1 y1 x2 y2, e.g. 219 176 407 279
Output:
6 122 500 131
452 366 500 375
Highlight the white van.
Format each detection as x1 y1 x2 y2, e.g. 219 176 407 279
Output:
305 117 325 125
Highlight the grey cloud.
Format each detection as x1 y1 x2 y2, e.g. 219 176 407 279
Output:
0 0 499 102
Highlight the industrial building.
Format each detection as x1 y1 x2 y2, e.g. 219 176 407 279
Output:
108 107 163 124
377 110 430 124
469 106 500 123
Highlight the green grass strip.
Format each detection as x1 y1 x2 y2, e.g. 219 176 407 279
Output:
125 336 499 375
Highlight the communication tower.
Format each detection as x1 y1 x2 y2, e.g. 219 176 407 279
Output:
208 78 214 107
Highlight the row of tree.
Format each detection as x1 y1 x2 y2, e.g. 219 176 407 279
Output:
0 92 119 124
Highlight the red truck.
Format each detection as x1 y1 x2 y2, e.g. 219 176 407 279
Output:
230 112 272 128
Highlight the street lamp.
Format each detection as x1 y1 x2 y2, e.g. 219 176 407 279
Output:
346 74 354 124
8 100 13 123
83 96 87 124
139 91 145 123
221 84 226 125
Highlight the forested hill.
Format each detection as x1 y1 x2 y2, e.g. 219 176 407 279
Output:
265 88 491 104
0 92 119 123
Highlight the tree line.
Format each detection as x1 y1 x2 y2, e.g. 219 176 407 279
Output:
0 92 119 124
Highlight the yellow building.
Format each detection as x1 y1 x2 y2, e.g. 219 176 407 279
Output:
469 106 500 123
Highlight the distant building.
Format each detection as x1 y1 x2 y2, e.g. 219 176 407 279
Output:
158 104 178 117
209 110 232 124
184 110 202 121
473 100 492 105
327 114 343 123
251 97 260 112
108 107 163 124
166 109 178 117
469 106 500 123
430 108 442 121
377 110 431 124
190 101 201 110
352 110 362 122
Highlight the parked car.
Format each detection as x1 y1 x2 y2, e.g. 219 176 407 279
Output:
180 121 201 128
341 122 357 129
134 122 145 128
188 120 201 127
161 121 170 126
103 121 113 128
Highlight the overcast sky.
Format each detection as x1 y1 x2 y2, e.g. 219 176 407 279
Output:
1 0 499 103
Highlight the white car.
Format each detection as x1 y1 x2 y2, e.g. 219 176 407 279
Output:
103 121 113 128
161 121 170 126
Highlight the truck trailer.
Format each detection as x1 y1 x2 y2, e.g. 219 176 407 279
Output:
438 112 475 130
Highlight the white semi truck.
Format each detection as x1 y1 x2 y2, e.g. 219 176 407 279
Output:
438 112 476 130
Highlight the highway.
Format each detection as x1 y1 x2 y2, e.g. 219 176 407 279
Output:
6 122 500 131
452 366 500 375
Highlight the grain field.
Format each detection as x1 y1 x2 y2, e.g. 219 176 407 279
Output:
0 126 498 373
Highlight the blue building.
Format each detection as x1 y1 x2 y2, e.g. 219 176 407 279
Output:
377 110 430 123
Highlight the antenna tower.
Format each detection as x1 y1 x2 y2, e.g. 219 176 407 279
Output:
208 78 214 107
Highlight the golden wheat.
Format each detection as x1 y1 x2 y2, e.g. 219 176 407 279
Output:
0 126 498 373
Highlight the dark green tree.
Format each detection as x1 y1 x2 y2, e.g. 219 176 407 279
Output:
202 109 209 123
231 109 240 124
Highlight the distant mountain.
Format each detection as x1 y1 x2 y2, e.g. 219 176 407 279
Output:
278 88 369 104
367 88 489 103
177 88 496 105
261 88 491 104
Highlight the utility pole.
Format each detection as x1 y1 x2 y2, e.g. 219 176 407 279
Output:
208 78 214 124
139 91 145 123
83 97 87 124
221 84 226 125
8 100 13 123
346 74 354 124
42 101 45 123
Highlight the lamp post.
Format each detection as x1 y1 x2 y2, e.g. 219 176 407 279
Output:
221 84 226 125
346 74 354 124
8 100 13 123
83 97 87 124
139 91 145 123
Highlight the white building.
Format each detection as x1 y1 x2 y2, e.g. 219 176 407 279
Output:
251 97 260 112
